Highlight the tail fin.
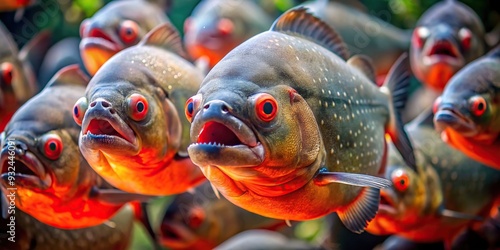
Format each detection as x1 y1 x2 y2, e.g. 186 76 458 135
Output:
382 53 417 171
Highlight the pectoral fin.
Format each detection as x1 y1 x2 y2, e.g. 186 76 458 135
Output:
337 187 381 234
313 171 392 189
440 208 484 221
91 187 155 205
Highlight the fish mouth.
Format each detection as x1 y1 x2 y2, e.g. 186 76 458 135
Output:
0 144 52 191
159 222 197 248
188 120 265 168
80 112 139 154
434 106 477 136
80 31 122 75
423 40 463 66
378 189 398 216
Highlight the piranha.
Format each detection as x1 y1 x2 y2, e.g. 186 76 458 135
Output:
159 181 287 250
0 65 150 229
77 23 206 195
366 119 500 244
183 0 274 69
0 21 39 131
214 230 316 250
186 8 417 233
79 0 179 76
0 195 135 250
304 0 411 77
410 0 485 92
433 45 500 170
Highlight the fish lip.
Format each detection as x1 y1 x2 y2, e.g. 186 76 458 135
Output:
0 145 52 190
378 189 398 216
80 109 139 153
423 40 464 66
159 222 197 248
434 106 477 136
80 37 122 54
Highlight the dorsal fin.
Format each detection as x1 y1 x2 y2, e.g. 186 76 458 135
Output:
271 7 350 61
139 22 191 61
347 55 376 82
46 65 89 89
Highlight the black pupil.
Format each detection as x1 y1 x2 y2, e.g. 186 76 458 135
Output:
477 102 484 110
49 142 57 151
73 106 79 116
136 102 144 112
399 179 405 186
187 102 194 114
263 102 273 115
126 28 133 36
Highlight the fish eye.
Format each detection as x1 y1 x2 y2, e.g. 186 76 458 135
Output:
412 26 430 49
432 96 442 114
119 20 139 44
391 169 410 192
469 96 487 117
127 93 149 121
73 97 88 126
254 93 278 122
1 62 14 86
41 134 63 160
458 28 472 51
187 207 205 229
185 94 202 123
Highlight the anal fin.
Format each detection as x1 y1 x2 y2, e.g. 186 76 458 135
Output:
337 187 380 234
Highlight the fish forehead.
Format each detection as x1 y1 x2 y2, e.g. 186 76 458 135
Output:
90 1 166 29
418 1 484 35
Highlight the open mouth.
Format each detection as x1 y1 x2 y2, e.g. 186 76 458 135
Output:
80 116 138 152
0 149 52 190
423 40 463 66
378 191 397 215
428 41 458 58
188 121 264 168
159 222 195 248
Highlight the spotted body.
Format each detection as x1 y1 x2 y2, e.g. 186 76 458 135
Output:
79 0 177 76
187 8 415 233
77 24 206 195
0 66 146 229
0 199 134 250
367 121 500 243
159 181 287 250
434 45 500 170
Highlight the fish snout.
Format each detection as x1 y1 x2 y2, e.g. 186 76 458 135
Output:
202 100 233 116
89 98 117 114
1 139 27 157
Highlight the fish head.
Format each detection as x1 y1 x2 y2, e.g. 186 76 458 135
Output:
187 43 323 198
160 184 225 249
368 138 443 235
184 0 271 68
79 0 169 75
433 58 500 142
410 1 485 91
0 80 92 209
78 48 183 174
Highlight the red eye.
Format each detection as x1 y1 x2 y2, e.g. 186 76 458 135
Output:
470 96 487 116
187 207 205 229
42 134 63 160
433 96 442 114
217 18 234 36
255 94 278 122
80 19 90 38
185 94 202 123
412 26 430 49
391 169 410 192
127 94 149 121
73 97 88 126
119 20 139 44
1 63 14 86
459 28 471 51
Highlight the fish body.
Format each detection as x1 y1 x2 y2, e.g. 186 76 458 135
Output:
186 8 415 233
366 122 500 243
79 0 175 76
410 0 485 92
214 230 318 250
0 21 38 131
0 199 134 250
38 37 84 87
305 1 411 77
0 66 142 229
183 0 274 69
433 45 500 170
159 181 286 250
78 24 206 195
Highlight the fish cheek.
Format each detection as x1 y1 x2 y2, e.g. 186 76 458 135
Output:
46 131 81 193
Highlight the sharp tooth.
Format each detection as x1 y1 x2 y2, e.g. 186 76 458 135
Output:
187 188 195 194
285 219 292 227
211 183 221 199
